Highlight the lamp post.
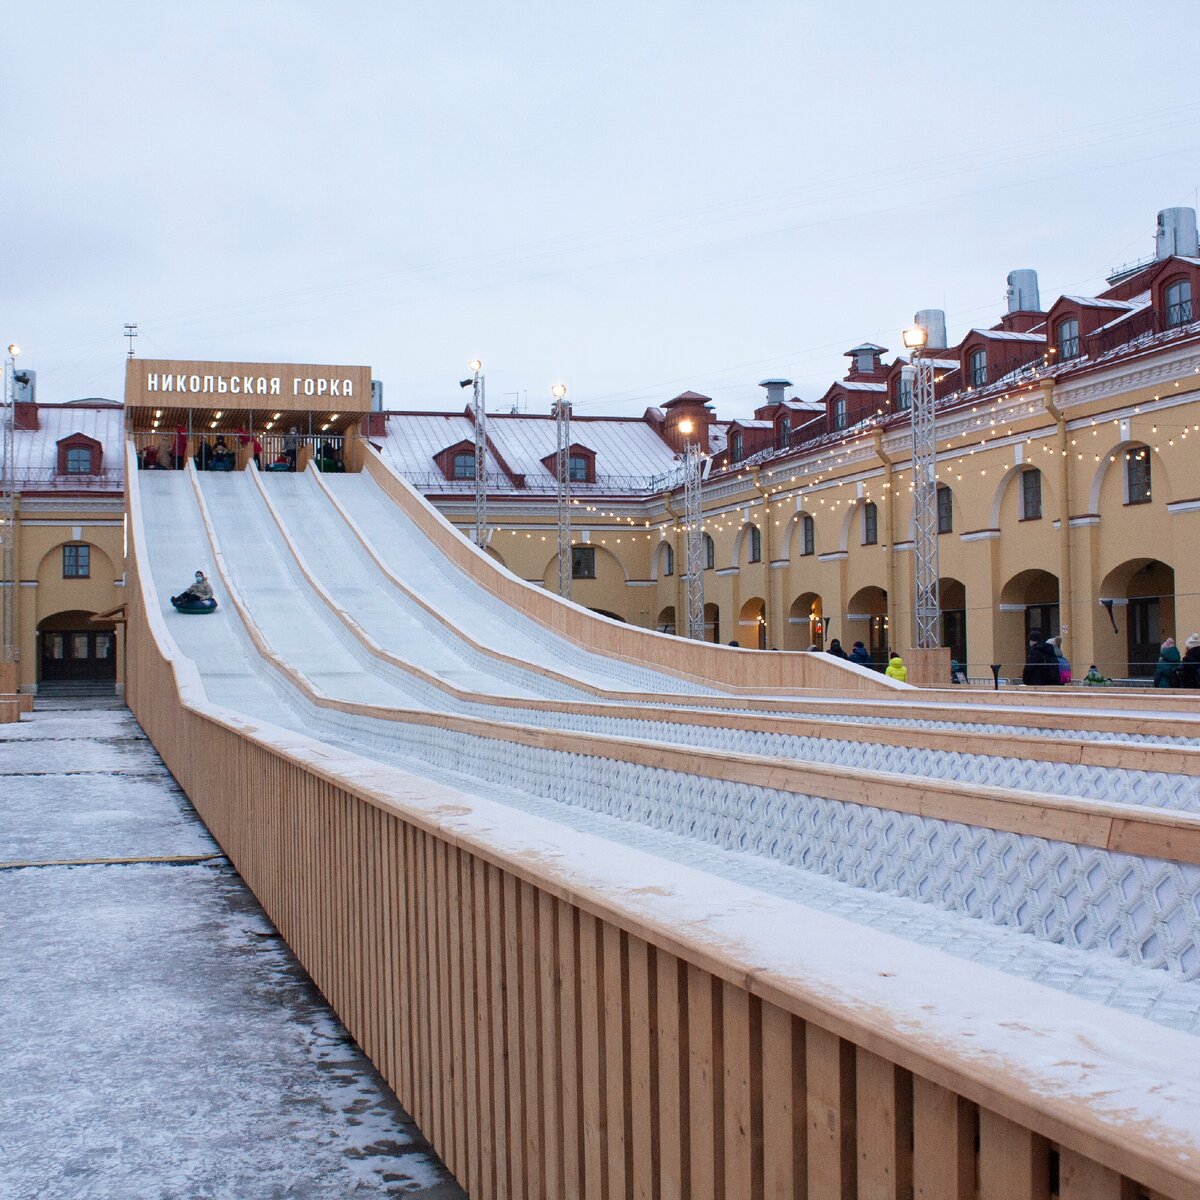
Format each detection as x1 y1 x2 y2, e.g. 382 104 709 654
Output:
552 382 571 599
902 322 940 651
678 418 706 640
464 359 487 547
1 343 19 663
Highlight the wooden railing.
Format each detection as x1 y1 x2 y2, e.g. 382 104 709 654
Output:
124 447 1199 1200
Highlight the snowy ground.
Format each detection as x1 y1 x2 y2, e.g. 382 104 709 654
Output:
0 701 465 1200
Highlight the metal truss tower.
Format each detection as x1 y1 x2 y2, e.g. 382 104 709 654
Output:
682 439 705 640
470 361 487 548
1 350 16 662
910 349 940 648
552 384 572 599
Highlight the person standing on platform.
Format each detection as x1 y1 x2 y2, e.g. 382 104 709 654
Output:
1155 637 1182 687
173 426 188 470
885 652 907 682
1181 634 1200 688
284 426 300 472
827 638 849 660
848 640 872 667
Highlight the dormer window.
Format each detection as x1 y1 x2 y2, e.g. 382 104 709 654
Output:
1055 317 1080 360
1166 278 1193 327
568 455 589 482
540 443 596 483
969 349 988 387
777 414 790 449
56 432 103 477
731 430 743 462
452 450 475 479
896 368 913 412
832 397 847 430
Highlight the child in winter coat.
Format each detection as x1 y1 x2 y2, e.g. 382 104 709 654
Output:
885 653 907 682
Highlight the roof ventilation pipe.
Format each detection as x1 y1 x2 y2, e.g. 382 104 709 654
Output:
758 378 792 406
1005 270 1041 313
1156 207 1199 260
913 309 948 350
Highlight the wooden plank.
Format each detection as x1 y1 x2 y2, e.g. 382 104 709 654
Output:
578 910 606 1200
559 902 583 1200
445 846 466 1188
723 981 759 1200
1058 1148 1137 1200
978 1108 1048 1200
760 1004 803 1200
472 855 496 1200
805 1023 855 1200
424 833 444 1154
433 838 454 1173
656 953 686 1200
520 882 544 1200
457 850 479 1198
488 863 510 1200
687 963 718 1200
538 891 562 1200
855 1047 912 1200
912 1077 974 1200
502 871 526 1200
627 936 656 1200
603 922 629 1200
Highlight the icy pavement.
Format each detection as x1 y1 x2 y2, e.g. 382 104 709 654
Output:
0 701 465 1200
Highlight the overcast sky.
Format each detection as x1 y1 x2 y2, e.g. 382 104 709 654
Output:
9 2 1200 420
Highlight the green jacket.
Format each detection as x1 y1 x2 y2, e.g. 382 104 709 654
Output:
1155 645 1182 687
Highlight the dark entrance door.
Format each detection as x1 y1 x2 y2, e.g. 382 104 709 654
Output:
1024 603 1059 644
1127 598 1161 677
41 629 117 682
942 608 968 667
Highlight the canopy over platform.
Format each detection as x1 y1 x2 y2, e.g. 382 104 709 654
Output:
124 359 372 437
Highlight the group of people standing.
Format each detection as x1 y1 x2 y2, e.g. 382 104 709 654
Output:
825 638 908 682
1024 628 1200 688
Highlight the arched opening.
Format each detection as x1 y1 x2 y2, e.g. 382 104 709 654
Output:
939 577 967 668
998 569 1059 676
845 586 888 665
738 597 767 650
588 608 627 623
656 605 676 636
38 610 116 684
787 592 824 651
703 603 720 644
1099 559 1176 677
654 540 675 579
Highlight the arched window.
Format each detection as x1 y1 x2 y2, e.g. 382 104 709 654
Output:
747 524 761 563
832 397 847 430
730 430 743 462
937 484 953 533
703 533 715 570
777 414 791 449
1126 445 1152 504
1055 317 1080 360
969 349 988 387
1020 468 1042 520
862 501 878 545
452 451 474 479
800 513 814 556
662 542 674 577
1166 278 1193 327
896 368 913 412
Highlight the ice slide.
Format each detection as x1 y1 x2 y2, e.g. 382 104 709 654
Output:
129 457 1200 1017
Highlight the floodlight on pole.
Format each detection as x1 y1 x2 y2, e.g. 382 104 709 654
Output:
552 383 572 599
907 320 940 649
467 359 487 547
1 342 19 660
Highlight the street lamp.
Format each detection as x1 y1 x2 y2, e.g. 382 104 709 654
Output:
905 320 940 651
463 359 486 547
552 383 571 599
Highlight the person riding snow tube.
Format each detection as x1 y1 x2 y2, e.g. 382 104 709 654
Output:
171 570 218 613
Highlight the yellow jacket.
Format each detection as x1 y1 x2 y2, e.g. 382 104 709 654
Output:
885 656 907 682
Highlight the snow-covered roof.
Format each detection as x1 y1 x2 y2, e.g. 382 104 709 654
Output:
374 410 680 488
840 381 888 392
13 401 125 491
1062 294 1136 310
969 328 1046 342
730 419 773 429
